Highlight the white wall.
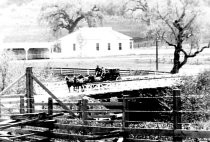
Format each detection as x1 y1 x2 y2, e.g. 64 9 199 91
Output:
51 31 133 58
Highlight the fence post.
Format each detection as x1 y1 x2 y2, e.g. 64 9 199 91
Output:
0 99 1 118
26 67 34 113
20 96 25 114
173 89 182 142
48 97 53 115
123 93 130 140
79 98 88 137
81 99 88 125
123 95 129 128
47 97 53 142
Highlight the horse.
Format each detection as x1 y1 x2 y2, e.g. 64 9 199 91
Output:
74 75 86 91
65 76 75 92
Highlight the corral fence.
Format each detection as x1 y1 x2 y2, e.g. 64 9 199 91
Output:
50 67 169 77
0 67 209 142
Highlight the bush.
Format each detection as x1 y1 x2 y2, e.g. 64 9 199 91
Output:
179 70 210 123
0 50 25 94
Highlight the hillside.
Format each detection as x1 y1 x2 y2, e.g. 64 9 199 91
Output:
0 0 210 43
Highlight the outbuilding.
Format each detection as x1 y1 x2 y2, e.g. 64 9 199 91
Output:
51 27 133 58
1 42 52 60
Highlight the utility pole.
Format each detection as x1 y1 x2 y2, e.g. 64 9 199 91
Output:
156 38 159 71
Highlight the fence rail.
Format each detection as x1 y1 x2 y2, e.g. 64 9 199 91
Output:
50 67 170 76
34 91 210 142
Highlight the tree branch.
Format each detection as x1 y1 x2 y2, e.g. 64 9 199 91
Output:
157 10 178 41
187 42 210 58
66 15 85 33
177 5 186 23
183 14 196 30
161 32 176 48
165 39 177 48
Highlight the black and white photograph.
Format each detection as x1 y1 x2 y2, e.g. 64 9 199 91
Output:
0 0 210 141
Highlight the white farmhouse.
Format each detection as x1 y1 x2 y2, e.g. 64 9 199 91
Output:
50 27 133 58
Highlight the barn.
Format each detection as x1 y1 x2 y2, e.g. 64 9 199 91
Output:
1 42 52 60
50 27 133 58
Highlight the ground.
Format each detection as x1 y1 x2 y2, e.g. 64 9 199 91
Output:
11 47 210 74
8 47 210 103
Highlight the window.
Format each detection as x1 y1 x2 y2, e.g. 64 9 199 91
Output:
96 43 99 51
130 42 133 49
108 43 111 50
73 44 76 51
53 42 61 53
119 43 122 50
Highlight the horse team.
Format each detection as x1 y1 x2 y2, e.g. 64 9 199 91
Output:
65 66 121 92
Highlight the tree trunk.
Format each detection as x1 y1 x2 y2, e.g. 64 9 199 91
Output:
171 48 181 74
170 42 183 74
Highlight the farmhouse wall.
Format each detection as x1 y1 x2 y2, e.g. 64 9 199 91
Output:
51 27 133 58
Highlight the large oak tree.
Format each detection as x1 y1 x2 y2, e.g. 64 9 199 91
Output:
127 0 210 74
39 0 103 37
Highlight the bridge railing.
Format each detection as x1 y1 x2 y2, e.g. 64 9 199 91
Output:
50 67 170 77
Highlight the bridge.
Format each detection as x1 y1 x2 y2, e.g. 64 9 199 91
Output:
34 73 181 101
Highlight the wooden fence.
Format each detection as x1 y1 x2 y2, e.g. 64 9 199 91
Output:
32 90 210 142
0 67 209 142
50 67 169 76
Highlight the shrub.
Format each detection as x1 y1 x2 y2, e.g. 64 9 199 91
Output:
179 70 210 123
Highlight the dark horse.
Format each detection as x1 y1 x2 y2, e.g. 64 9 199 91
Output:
65 69 121 92
65 74 94 92
65 74 104 92
65 76 75 92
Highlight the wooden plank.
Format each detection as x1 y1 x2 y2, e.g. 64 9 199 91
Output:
125 128 210 139
49 132 90 141
175 129 210 139
31 74 76 118
86 109 122 112
124 128 174 137
10 112 47 120
10 112 63 120
87 130 124 140
27 120 56 128
10 131 48 139
0 118 42 130
0 94 25 98
1 113 63 130
43 109 121 114
53 124 120 134
126 138 163 142
88 102 123 106
0 137 13 142
35 102 78 106
0 120 18 127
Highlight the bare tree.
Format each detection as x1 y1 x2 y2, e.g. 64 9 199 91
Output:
127 0 210 74
39 1 103 37
157 0 210 74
